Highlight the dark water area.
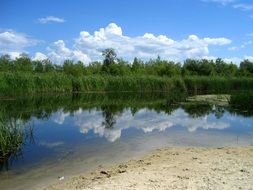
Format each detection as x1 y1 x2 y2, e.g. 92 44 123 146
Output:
0 92 253 189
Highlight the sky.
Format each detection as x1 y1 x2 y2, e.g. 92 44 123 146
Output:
0 0 253 64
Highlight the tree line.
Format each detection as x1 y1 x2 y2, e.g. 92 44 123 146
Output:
0 48 253 77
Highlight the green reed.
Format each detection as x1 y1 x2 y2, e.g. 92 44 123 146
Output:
0 119 23 162
0 72 253 96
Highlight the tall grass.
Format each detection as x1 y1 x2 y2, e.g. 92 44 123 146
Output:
229 91 253 117
184 76 253 94
0 72 186 95
0 72 253 95
0 118 33 171
0 72 72 95
0 119 24 162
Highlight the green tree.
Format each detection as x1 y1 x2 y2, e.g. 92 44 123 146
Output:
72 61 85 76
182 59 199 76
240 59 253 76
0 54 12 71
101 48 117 74
14 53 33 72
63 60 74 75
198 59 215 76
87 61 102 74
33 60 44 72
132 57 145 74
43 59 55 72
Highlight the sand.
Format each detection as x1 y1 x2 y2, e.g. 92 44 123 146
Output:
40 146 253 190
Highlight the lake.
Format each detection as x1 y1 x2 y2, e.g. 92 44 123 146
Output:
0 92 253 190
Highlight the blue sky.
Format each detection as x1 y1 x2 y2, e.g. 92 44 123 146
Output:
0 0 253 64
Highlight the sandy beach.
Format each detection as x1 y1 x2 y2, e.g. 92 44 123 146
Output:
40 146 253 190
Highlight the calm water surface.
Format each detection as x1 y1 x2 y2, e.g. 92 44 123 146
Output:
0 92 252 189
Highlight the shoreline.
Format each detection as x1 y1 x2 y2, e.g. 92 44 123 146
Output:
40 146 253 190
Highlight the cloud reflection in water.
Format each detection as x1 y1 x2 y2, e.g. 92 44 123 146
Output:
52 108 230 142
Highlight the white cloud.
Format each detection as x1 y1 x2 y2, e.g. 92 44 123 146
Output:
204 55 252 64
233 4 253 11
202 0 253 12
247 33 253 37
46 40 91 64
39 23 231 64
241 40 252 48
72 23 231 62
202 55 218 60
200 56 253 64
228 46 238 51
202 0 236 5
227 40 252 52
0 24 247 65
203 37 231 45
223 57 243 64
245 56 253 61
37 16 65 24
33 52 47 61
223 56 253 63
0 30 38 53
0 24 233 64
7 51 22 59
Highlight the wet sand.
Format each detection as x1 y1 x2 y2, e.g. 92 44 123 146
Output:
40 146 253 190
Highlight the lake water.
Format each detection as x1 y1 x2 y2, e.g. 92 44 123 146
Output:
0 92 253 189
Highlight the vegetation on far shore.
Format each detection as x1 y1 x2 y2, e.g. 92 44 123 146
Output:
0 48 253 95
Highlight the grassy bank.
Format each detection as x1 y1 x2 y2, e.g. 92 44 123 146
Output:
184 76 253 94
0 72 186 95
229 91 253 116
0 72 253 95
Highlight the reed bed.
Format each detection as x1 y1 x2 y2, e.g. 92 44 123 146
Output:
0 119 24 162
0 72 253 95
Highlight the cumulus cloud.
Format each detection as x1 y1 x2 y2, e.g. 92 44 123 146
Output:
245 56 253 61
0 30 38 54
46 40 91 64
1 24 233 64
69 23 231 62
37 16 65 24
6 51 22 59
33 52 48 61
